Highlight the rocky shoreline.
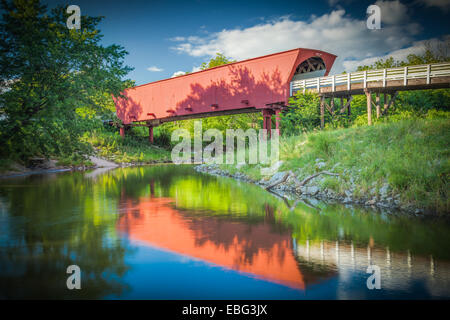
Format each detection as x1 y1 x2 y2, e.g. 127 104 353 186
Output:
194 163 427 216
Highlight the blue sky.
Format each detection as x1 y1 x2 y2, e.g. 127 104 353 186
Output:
44 0 449 85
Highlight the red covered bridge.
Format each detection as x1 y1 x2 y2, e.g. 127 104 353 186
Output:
113 48 337 142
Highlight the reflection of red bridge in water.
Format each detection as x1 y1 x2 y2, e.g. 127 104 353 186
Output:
113 48 337 142
117 196 335 290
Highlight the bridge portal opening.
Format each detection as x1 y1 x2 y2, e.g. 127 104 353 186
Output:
291 57 327 82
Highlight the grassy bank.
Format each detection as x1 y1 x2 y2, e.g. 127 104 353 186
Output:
0 128 171 175
81 130 171 164
219 118 449 214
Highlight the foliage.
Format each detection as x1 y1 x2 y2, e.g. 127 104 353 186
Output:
200 53 236 70
0 0 133 163
82 129 170 163
228 118 450 214
284 91 321 134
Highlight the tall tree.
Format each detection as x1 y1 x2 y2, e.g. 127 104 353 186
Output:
0 0 132 160
200 53 235 70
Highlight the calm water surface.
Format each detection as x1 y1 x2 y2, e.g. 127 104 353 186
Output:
1 165 449 299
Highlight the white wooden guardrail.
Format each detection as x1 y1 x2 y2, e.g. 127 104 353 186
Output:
290 62 450 95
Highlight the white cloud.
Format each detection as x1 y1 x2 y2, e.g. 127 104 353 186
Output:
147 66 164 72
418 0 450 11
171 71 186 77
170 65 202 78
343 36 450 71
171 9 421 73
169 36 186 41
375 0 410 25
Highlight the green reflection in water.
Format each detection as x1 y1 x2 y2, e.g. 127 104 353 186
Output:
1 165 449 299
110 165 450 260
0 171 130 299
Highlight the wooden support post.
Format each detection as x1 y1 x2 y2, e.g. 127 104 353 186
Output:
330 98 335 115
376 92 381 119
320 96 325 129
347 96 351 116
262 109 273 138
148 126 154 143
383 93 387 115
365 90 372 125
120 127 125 138
339 96 353 114
275 109 281 135
382 92 398 116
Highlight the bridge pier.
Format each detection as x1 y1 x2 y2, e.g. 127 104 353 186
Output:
148 126 154 143
120 127 125 138
320 97 325 129
275 109 281 135
376 92 381 119
262 109 274 137
365 89 373 125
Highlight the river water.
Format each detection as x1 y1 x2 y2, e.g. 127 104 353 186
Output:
0 165 449 299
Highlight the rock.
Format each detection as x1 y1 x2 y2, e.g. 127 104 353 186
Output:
344 190 352 197
343 197 352 204
267 171 287 185
379 184 389 197
316 161 326 169
365 199 377 206
89 156 118 168
305 186 319 195
327 190 337 198
260 160 284 176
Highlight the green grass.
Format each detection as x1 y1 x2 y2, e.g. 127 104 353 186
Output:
220 118 450 214
82 130 171 164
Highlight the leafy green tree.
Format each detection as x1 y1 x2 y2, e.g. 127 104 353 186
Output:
200 53 235 70
0 0 132 162
284 91 321 134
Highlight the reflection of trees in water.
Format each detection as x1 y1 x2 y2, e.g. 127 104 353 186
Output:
112 165 450 261
184 214 289 266
0 172 130 299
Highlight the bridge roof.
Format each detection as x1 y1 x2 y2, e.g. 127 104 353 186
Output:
114 48 337 124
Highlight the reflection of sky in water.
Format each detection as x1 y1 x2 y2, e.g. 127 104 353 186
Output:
0 165 449 299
